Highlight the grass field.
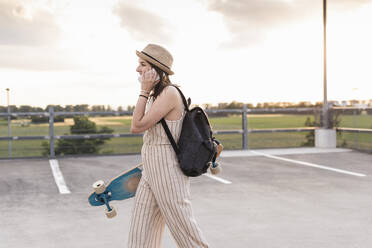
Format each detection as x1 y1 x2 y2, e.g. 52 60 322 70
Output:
0 113 371 158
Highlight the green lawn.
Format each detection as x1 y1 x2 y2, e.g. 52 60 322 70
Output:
336 114 372 129
0 113 370 158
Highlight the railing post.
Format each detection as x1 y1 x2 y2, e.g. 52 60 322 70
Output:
353 108 358 149
49 106 55 157
242 104 248 149
7 105 12 157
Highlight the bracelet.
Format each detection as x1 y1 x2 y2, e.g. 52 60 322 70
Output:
140 90 150 96
140 93 150 98
139 94 149 99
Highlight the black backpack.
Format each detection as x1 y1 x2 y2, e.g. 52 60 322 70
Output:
160 86 218 177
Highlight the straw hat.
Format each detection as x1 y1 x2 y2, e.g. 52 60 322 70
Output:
136 44 174 75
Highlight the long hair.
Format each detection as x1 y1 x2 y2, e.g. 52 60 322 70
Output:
150 64 174 99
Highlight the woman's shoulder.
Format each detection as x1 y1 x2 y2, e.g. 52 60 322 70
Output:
158 85 184 109
161 85 180 97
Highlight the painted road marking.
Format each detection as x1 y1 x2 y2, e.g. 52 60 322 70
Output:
220 148 352 157
49 159 71 194
203 173 232 184
251 151 366 177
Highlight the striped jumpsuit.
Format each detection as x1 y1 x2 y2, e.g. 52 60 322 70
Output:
128 96 209 248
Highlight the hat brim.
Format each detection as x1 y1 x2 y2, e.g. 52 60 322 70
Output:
136 50 174 75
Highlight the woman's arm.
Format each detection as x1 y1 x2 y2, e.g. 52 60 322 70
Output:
130 86 178 133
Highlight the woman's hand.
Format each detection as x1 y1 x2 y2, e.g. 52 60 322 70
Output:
140 68 159 92
131 86 179 133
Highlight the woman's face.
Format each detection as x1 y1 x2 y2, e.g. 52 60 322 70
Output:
136 58 152 75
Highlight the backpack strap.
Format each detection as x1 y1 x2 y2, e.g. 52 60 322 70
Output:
160 119 180 156
170 85 190 111
159 85 189 157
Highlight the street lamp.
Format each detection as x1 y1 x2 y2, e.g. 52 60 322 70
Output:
6 88 12 157
315 0 336 148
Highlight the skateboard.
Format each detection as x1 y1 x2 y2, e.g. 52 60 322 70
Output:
209 141 223 174
88 163 143 218
88 142 223 219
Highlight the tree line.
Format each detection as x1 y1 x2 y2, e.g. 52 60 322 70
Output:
1 99 370 113
202 101 324 110
0 104 130 113
0 102 323 113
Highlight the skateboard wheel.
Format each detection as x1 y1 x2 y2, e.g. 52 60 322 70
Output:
206 161 213 168
210 162 222 175
105 206 117 218
93 180 106 194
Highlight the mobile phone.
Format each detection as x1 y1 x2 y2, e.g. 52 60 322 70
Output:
152 68 160 81
138 69 160 83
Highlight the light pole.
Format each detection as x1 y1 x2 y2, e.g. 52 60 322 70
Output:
315 0 336 148
6 88 12 157
322 0 329 128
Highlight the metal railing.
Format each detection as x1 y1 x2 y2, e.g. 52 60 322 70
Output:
332 107 372 152
0 106 371 159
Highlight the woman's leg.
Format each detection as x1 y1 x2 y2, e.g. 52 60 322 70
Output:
158 196 209 248
144 207 165 248
149 152 209 248
128 178 165 248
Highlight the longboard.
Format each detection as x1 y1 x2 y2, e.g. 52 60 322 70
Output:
88 163 143 218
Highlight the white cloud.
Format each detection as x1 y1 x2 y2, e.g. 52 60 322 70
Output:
113 2 173 44
0 0 61 46
0 0 84 71
204 0 315 47
204 0 371 48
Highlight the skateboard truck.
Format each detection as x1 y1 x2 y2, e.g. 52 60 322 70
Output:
92 180 117 218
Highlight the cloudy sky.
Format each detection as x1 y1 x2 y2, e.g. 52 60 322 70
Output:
1 0 372 109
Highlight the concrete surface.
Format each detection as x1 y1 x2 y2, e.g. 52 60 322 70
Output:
0 148 371 248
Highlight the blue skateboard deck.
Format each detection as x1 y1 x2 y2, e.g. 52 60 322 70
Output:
88 163 142 217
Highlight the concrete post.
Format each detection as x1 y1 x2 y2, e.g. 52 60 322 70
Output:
315 128 336 148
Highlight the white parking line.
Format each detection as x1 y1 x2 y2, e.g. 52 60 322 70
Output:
203 173 232 184
251 151 366 177
49 159 71 194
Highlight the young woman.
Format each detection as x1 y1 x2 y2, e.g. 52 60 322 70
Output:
128 44 209 248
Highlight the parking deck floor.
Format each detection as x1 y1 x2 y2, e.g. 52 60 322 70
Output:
1 147 371 248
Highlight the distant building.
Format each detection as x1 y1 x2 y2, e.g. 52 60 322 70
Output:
328 100 340 107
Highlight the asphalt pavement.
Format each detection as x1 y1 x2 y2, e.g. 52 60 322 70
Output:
1 147 371 248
